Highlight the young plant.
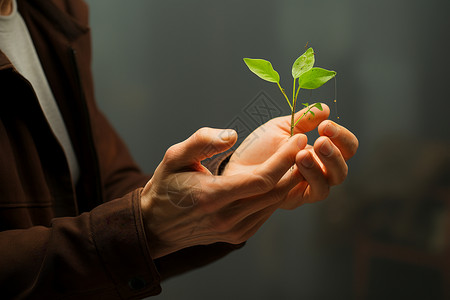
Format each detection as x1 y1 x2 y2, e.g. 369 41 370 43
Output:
243 47 336 136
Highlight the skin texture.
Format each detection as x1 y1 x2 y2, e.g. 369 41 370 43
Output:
141 104 358 258
0 0 12 16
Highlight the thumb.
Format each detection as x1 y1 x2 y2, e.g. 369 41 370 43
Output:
162 127 237 170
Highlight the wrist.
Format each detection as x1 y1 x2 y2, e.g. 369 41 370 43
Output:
140 184 159 257
139 182 186 259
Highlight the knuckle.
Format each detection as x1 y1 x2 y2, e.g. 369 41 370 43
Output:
341 164 349 182
199 198 219 214
253 174 275 193
311 184 330 203
163 144 180 162
345 135 359 159
194 127 212 145
271 189 285 205
209 214 235 234
239 228 254 244
332 164 348 186
320 185 331 201
351 137 359 156
226 230 246 244
286 202 301 210
235 236 247 245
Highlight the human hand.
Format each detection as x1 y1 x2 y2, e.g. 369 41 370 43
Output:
141 127 308 259
222 103 358 210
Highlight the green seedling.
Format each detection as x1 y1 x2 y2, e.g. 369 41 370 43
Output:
243 47 336 136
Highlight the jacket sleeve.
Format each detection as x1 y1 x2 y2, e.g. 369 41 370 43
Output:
0 149 242 299
1 190 161 299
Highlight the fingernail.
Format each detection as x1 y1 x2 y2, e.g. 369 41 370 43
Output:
221 129 236 141
320 139 333 157
301 152 314 168
324 122 338 138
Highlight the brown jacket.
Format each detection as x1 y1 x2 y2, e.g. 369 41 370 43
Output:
0 0 240 299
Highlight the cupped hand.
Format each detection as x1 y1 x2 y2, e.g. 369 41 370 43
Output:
141 127 308 259
222 103 358 210
141 104 358 258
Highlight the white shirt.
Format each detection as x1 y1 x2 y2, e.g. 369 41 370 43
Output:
0 0 80 183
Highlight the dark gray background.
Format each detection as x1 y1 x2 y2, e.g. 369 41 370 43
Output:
85 0 450 299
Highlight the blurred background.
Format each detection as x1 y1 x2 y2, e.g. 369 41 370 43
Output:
85 0 450 299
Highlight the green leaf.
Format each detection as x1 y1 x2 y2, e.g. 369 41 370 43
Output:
243 58 280 83
312 102 323 111
309 111 315 117
292 47 315 79
298 67 336 89
302 102 309 107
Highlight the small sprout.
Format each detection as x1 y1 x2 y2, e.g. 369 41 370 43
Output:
243 45 335 136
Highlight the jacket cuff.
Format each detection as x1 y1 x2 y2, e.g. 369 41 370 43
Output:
90 188 161 298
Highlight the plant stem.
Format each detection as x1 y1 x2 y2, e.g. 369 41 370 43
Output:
290 83 298 137
292 78 296 105
283 80 311 137
290 80 303 136
277 82 293 110
290 108 296 137
293 107 312 127
295 85 301 101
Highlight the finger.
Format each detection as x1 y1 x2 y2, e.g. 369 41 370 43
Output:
162 127 237 171
220 203 278 244
292 103 331 135
313 136 348 186
318 120 358 161
204 134 307 203
273 163 305 194
252 134 307 184
215 165 304 226
189 205 275 245
250 163 308 211
294 149 330 204
279 181 310 210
